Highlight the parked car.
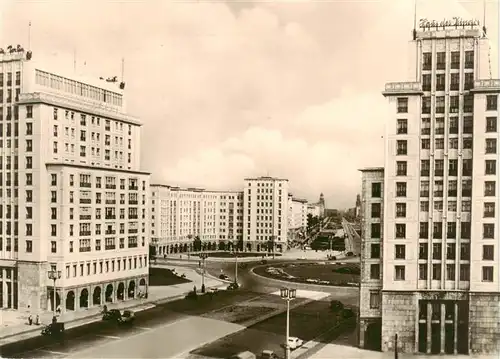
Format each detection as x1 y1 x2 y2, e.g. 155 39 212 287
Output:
227 282 239 290
41 321 65 337
287 337 304 350
102 309 122 322
119 310 135 324
219 274 229 280
260 350 279 359
229 351 256 359
260 259 268 265
102 309 135 325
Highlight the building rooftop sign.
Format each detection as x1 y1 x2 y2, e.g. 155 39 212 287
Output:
419 17 480 31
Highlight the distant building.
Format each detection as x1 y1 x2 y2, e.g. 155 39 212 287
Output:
288 194 308 241
308 193 326 218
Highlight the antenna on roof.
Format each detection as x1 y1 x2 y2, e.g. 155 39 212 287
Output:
28 21 32 50
73 48 77 73
121 57 125 82
482 0 487 37
412 0 417 40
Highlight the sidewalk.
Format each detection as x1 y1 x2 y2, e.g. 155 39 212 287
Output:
0 265 226 347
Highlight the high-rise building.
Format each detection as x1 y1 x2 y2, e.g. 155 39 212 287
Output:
150 185 243 254
243 176 289 252
359 20 500 355
0 49 150 314
287 194 308 241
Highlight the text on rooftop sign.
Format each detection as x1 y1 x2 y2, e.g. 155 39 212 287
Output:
419 17 480 30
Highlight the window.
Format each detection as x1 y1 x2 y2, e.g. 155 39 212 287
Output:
419 243 428 259
486 139 497 154
395 224 406 238
370 264 380 279
396 203 406 218
423 52 432 70
26 240 33 253
449 138 458 149
483 223 494 239
433 222 442 239
446 264 455 281
447 222 456 239
435 96 445 113
370 244 380 258
396 140 407 155
397 98 408 113
371 203 381 218
421 138 430 149
434 180 443 197
419 264 428 280
450 96 459 113
432 264 441 280
483 245 494 260
486 117 497 132
435 159 444 176
484 202 495 218
50 174 57 186
397 119 407 134
482 266 494 282
460 243 470 260
436 74 445 91
460 264 470 281
433 243 442 260
450 51 460 69
371 223 381 238
462 159 472 176
435 138 444 149
450 73 459 91
448 160 458 177
395 244 406 259
486 160 496 175
465 50 474 68
26 156 32 169
436 52 445 69
396 182 406 197
486 95 498 111
369 291 381 309
395 161 407 176
421 160 430 177
448 201 457 212
420 222 429 239
485 181 496 196
420 201 429 212
422 74 431 91
446 243 456 259
421 118 431 134
422 96 431 114
464 72 474 90
461 222 471 239
394 266 405 280
51 241 56 253
371 183 381 198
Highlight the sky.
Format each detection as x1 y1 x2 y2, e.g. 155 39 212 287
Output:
0 0 498 209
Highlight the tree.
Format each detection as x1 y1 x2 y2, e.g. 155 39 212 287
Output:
193 236 202 251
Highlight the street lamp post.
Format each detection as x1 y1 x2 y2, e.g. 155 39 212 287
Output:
48 269 62 320
280 287 297 359
233 247 238 284
199 252 208 293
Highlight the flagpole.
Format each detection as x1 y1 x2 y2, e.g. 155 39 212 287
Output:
28 21 32 50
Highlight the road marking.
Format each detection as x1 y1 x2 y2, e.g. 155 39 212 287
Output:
135 326 152 330
40 349 68 355
96 334 121 340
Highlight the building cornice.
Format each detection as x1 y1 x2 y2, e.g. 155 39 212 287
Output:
470 79 500 94
45 162 150 176
18 92 142 126
382 82 423 97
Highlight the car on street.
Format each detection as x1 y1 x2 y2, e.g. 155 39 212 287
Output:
41 321 65 338
229 351 257 359
260 350 279 359
287 337 304 350
119 310 135 324
102 309 135 325
219 274 230 280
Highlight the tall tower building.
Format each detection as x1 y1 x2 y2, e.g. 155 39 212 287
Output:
243 176 289 253
0 49 150 313
359 19 500 355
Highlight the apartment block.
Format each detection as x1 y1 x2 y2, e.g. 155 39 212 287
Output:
0 49 150 314
243 176 289 252
150 185 243 254
359 22 500 355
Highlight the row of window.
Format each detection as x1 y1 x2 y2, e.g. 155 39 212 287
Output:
396 138 497 155
393 159 496 177
421 72 474 92
64 255 147 280
370 243 494 261
395 95 498 114
369 221 495 240
422 51 474 71
0 71 21 87
398 116 497 136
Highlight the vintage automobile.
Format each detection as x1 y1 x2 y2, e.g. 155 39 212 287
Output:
41 321 65 337
102 309 135 325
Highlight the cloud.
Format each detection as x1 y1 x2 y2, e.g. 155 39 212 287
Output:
1 0 497 209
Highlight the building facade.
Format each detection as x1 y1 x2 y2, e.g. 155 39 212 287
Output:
287 194 308 242
243 176 289 252
150 185 243 254
359 22 500 355
358 168 384 351
1 49 150 313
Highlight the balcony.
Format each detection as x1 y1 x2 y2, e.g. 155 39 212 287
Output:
128 200 138 205
105 184 116 189
79 215 92 220
79 231 91 236
105 230 116 235
105 215 116 220
79 247 91 252
79 199 91 204
105 244 116 250
129 186 139 191
128 215 138 219
105 199 116 205
128 242 138 248
80 183 91 188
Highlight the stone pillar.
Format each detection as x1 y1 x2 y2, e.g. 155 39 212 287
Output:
2 268 6 308
426 302 432 354
359 320 366 348
453 302 458 355
440 302 446 354
112 282 117 303
100 284 105 305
